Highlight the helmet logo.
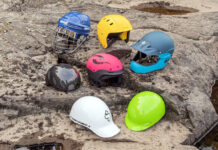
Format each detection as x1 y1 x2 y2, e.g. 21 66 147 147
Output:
141 41 151 48
93 55 110 65
104 110 110 122
141 41 147 45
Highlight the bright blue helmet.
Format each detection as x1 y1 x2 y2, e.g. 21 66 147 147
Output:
130 31 174 74
58 11 90 36
54 11 91 54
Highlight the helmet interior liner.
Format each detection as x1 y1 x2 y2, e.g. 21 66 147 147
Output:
107 32 130 47
133 52 159 66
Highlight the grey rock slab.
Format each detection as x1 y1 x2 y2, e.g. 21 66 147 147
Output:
0 0 217 146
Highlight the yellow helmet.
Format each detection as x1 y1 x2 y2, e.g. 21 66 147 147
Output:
97 14 133 48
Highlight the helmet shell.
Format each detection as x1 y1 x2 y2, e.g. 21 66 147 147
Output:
86 53 124 87
58 11 90 36
125 91 165 131
130 31 174 74
97 14 133 48
131 31 174 56
86 53 123 72
46 64 80 92
69 96 120 138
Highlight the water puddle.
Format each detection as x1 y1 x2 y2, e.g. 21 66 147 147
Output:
194 80 218 150
131 1 198 15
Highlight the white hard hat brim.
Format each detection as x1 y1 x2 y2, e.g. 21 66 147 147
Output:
92 122 120 138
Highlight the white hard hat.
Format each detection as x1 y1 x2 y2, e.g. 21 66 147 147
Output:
69 96 120 138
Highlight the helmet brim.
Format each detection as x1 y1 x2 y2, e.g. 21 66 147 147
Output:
91 122 120 138
131 42 160 56
125 114 153 131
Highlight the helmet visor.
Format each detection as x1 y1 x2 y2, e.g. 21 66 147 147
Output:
91 121 120 138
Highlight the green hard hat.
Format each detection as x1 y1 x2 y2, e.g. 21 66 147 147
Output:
125 91 165 131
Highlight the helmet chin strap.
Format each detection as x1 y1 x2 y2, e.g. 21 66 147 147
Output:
65 36 87 54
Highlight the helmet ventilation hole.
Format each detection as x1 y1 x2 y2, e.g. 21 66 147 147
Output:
106 19 110 22
110 23 113 26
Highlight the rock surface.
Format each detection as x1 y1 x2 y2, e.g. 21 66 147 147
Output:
0 0 217 149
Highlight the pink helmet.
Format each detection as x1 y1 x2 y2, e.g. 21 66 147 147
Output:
86 53 124 87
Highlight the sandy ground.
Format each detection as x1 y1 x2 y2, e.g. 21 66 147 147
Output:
0 112 197 150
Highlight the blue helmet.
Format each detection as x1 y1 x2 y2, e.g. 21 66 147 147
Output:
130 31 174 74
54 11 91 54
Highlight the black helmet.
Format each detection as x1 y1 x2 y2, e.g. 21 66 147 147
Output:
46 64 80 91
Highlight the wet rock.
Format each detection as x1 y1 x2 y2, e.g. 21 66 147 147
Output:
57 4 218 144
0 0 217 149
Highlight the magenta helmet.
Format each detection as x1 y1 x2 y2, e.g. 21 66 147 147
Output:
86 53 124 87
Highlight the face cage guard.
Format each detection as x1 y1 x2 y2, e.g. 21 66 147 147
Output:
53 27 87 54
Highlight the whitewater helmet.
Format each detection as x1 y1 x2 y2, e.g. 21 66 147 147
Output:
97 14 133 48
86 53 124 87
46 63 80 92
69 96 120 138
125 91 165 131
130 31 175 74
53 11 90 54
